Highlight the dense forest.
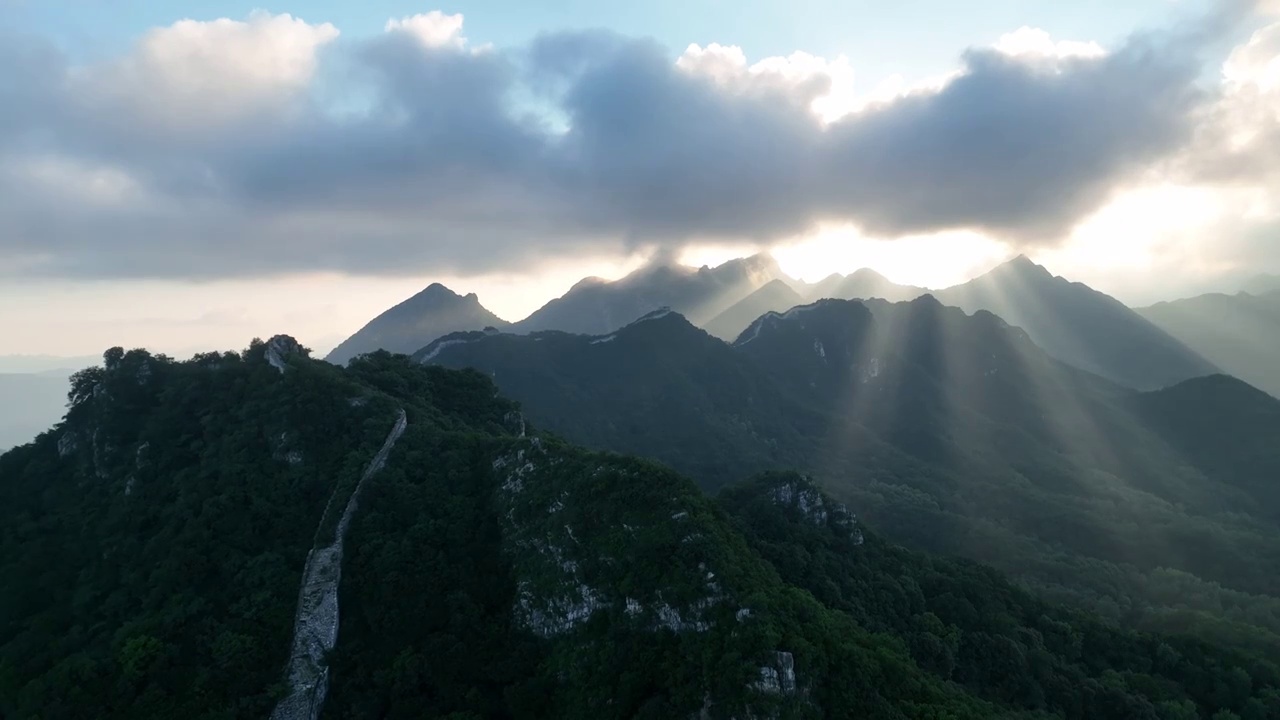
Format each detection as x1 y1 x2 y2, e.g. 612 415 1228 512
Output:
1 339 1278 718
419 298 1280 658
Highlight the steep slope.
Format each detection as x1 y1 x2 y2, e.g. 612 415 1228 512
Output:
934 256 1219 390
1130 374 1280 509
422 299 1280 653
721 473 1280 720
325 283 508 366
1137 291 1280 397
703 279 804 341
514 252 785 335
4 340 1279 719
0 338 407 718
417 308 823 485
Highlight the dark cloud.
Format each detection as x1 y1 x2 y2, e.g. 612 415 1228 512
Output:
0 10 1251 279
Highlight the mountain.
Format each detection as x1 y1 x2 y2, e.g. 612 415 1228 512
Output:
933 255 1219 390
421 298 1280 655
1137 290 1280 397
821 268 928 303
324 283 509 366
1240 273 1280 296
4 340 1277 718
704 269 930 341
513 252 785 335
703 279 804 341
0 369 75 452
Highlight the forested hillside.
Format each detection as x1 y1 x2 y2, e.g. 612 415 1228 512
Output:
419 298 1280 657
3 339 1278 718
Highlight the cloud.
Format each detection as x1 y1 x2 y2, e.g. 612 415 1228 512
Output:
992 27 1106 60
385 11 467 50
0 7 1266 280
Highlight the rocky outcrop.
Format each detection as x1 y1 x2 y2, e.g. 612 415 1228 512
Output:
769 478 862 543
265 335 306 375
56 432 78 458
753 651 797 695
270 409 407 720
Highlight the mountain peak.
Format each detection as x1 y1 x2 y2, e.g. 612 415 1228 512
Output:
325 282 507 365
421 281 459 295
848 267 890 282
999 254 1052 278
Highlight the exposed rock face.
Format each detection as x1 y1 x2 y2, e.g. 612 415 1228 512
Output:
770 476 864 545
495 442 736 638
503 410 527 437
754 651 797 695
266 335 306 374
57 432 78 458
270 409 407 720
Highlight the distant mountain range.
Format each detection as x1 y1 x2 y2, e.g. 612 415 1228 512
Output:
513 252 785 335
418 298 1280 653
329 255 1220 392
1240 273 1280 296
798 268 928 305
703 279 803 340
1138 289 1280 397
931 256 1219 390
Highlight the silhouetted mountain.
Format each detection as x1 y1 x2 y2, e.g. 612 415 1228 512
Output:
422 298 1280 655
703 268 928 341
702 279 804 340
1138 290 1280 397
1132 373 1280 504
12 342 1274 717
797 272 847 302
325 283 509 366
792 269 927 304
933 255 1219 390
826 268 928 302
513 252 785 335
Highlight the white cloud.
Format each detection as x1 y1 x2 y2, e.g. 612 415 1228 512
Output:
677 43 857 122
993 27 1106 60
76 11 339 130
385 11 467 49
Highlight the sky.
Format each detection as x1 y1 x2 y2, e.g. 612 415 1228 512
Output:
3 0 1279 357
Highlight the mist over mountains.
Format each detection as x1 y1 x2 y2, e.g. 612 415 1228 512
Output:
326 253 1227 394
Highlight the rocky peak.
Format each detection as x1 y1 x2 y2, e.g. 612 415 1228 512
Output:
265 335 307 374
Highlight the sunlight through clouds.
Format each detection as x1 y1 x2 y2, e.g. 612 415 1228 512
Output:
771 227 1011 289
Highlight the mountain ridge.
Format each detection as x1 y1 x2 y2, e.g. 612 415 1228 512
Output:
1137 289 1280 397
420 298 1280 654
3 339 1278 718
933 256 1219 390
